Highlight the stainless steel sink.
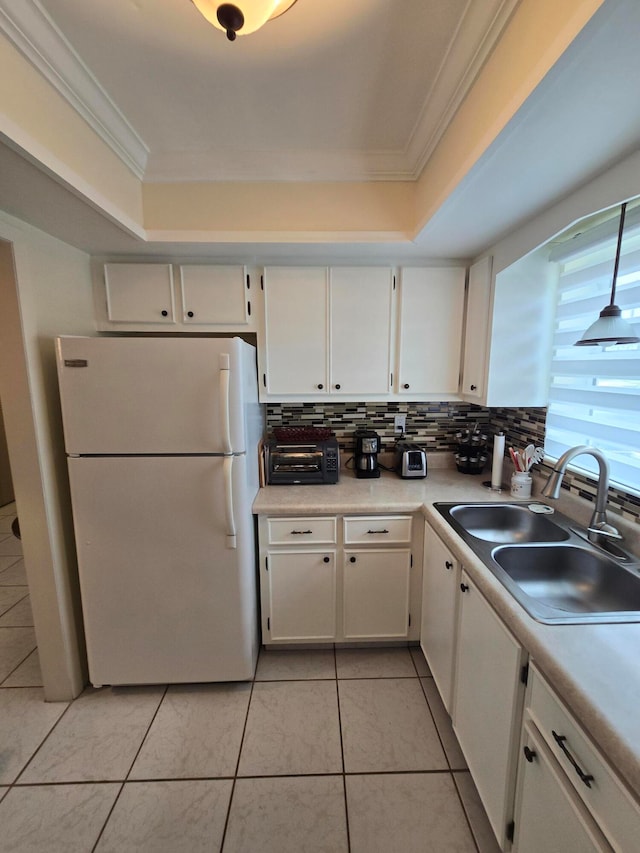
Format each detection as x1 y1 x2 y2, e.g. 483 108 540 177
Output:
449 503 569 544
492 544 640 615
434 502 640 624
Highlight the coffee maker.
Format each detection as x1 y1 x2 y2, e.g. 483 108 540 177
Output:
354 429 381 479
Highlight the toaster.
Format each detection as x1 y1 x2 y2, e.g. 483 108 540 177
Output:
394 441 427 479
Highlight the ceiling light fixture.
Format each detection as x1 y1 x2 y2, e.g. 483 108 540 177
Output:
192 1 297 41
575 202 640 347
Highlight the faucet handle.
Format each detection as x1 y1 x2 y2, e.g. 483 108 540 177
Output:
587 521 623 542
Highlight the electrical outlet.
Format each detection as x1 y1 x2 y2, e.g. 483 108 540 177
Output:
394 415 406 434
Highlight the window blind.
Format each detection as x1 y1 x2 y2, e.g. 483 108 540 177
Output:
546 223 640 494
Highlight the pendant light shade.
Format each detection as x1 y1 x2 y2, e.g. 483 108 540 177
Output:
575 202 640 347
192 1 297 40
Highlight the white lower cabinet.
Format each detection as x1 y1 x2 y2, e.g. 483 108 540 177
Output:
267 550 336 642
343 548 411 639
420 521 460 713
513 723 610 852
453 570 527 848
259 513 420 645
512 664 640 853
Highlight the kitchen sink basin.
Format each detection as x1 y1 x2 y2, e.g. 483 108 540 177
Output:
449 503 569 544
434 502 640 624
492 544 640 615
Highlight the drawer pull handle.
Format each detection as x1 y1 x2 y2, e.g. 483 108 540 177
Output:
366 529 389 534
291 530 313 535
323 556 330 563
460 583 469 592
523 746 537 763
445 560 453 570
350 556 356 563
552 730 594 788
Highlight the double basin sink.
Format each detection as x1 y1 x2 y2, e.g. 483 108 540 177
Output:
435 502 640 624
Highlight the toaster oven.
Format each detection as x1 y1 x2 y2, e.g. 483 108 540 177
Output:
266 437 340 485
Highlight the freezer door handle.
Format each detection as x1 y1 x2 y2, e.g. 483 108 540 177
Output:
223 455 237 549
219 353 233 454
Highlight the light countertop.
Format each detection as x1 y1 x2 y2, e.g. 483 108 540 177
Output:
253 463 640 800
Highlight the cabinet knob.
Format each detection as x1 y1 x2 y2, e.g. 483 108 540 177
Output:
460 583 469 592
523 746 537 763
187 310 194 318
335 383 341 390
349 556 356 563
403 383 410 389
470 384 477 391
161 310 168 317
323 556 330 563
317 383 324 390
445 560 453 570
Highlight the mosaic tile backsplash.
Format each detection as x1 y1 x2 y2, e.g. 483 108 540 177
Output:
266 402 639 525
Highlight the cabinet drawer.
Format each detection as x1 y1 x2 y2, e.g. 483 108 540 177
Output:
344 515 412 544
267 517 337 545
527 665 640 852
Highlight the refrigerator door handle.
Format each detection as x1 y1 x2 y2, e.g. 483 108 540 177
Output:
223 455 237 550
219 353 233 454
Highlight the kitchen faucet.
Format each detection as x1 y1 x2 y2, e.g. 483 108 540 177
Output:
541 445 623 546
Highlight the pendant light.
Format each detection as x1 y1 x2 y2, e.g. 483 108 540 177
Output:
192 1 297 41
575 202 640 347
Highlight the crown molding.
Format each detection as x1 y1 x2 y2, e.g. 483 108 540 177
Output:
0 0 148 179
405 0 522 178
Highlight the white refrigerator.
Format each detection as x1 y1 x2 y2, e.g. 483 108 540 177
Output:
56 335 263 686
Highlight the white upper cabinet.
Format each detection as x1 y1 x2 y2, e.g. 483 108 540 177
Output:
104 263 176 324
262 266 329 395
329 267 393 395
98 263 257 331
397 267 465 396
461 256 492 402
261 266 393 400
179 265 249 325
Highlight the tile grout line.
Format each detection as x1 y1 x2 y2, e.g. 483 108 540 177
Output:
90 683 170 853
334 645 352 853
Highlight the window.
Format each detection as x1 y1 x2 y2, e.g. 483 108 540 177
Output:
546 210 640 494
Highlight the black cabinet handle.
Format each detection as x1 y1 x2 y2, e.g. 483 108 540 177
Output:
470 384 477 391
445 560 453 570
349 556 356 563
161 310 168 317
460 583 469 592
335 383 341 390
187 310 194 318
291 530 312 535
552 731 594 788
323 556 330 563
366 529 389 535
317 383 324 390
523 746 537 763
403 383 410 389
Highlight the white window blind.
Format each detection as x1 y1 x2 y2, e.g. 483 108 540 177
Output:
546 217 640 494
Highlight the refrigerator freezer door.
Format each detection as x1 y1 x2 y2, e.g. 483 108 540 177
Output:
67 455 258 685
56 336 253 454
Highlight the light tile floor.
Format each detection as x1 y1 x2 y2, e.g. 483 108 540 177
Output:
0 501 500 852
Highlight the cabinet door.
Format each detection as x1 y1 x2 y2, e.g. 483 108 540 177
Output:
263 267 329 395
420 524 459 713
329 267 393 395
397 267 465 395
453 571 526 847
343 549 411 639
179 265 248 325
104 263 175 323
461 256 492 401
267 550 336 641
513 725 609 853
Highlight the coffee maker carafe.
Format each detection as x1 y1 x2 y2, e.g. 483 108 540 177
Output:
354 429 381 479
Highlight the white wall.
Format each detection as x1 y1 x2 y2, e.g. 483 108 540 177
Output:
0 210 95 700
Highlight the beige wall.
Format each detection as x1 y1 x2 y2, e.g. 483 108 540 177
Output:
0 211 96 700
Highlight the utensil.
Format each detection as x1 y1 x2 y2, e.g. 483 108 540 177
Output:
509 446 521 471
524 444 535 471
532 447 544 464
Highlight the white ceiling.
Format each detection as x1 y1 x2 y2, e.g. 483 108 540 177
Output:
2 0 640 260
